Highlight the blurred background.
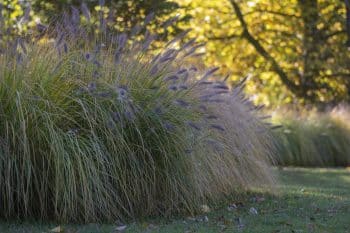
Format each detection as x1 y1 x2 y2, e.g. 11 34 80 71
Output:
1 0 349 109
1 0 350 166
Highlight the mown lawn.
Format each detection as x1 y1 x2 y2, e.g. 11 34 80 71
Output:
1 168 349 233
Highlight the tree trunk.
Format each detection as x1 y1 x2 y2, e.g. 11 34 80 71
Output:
346 0 350 47
297 0 324 101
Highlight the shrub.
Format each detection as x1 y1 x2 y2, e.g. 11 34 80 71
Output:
272 106 350 167
0 13 275 222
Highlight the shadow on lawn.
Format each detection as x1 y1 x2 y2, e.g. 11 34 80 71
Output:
1 168 350 233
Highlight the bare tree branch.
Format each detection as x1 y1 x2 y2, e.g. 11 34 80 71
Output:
322 73 350 78
325 30 346 39
245 9 300 19
207 33 241 41
228 0 300 95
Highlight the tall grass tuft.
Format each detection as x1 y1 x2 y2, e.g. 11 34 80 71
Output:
272 106 350 167
0 11 276 222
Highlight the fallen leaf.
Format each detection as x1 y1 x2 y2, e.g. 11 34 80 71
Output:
327 208 337 213
227 203 237 211
223 219 232 226
249 207 258 215
235 217 244 230
236 202 245 207
51 226 63 233
187 216 196 221
146 224 157 231
115 225 127 232
203 216 209 222
200 204 210 213
251 196 265 203
216 215 225 222
307 223 316 231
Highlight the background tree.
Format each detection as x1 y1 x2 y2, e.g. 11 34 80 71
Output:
2 0 349 107
0 0 186 43
31 0 181 31
175 0 350 107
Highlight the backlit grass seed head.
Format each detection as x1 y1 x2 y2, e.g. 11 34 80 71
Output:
117 86 129 101
149 65 158 75
205 139 225 152
210 124 225 132
182 72 189 83
199 81 213 85
205 115 218 120
85 53 91 60
168 85 178 91
187 121 201 131
179 85 188 90
81 3 91 22
174 99 190 108
88 82 97 92
164 75 179 82
199 105 208 112
144 12 155 25
177 69 187 75
200 67 220 81
163 121 175 131
189 66 198 72
213 84 229 90
162 16 179 29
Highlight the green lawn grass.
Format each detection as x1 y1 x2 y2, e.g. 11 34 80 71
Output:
1 168 349 233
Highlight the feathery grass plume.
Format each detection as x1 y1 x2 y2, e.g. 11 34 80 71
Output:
0 13 276 223
187 82 276 201
272 106 350 167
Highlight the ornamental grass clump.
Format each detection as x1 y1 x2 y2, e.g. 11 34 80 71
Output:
0 10 275 222
272 107 350 167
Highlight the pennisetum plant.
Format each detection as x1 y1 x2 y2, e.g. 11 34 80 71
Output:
272 107 350 167
0 4 276 222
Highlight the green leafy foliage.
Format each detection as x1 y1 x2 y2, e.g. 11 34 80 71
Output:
2 0 349 107
0 0 186 41
174 0 350 107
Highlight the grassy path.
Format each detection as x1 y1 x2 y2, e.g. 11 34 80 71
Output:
1 168 349 233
